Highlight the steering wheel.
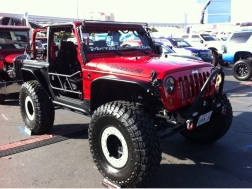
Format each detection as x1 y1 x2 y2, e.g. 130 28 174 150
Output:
121 30 129 34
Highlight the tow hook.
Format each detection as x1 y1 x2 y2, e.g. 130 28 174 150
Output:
186 119 194 130
222 106 227 115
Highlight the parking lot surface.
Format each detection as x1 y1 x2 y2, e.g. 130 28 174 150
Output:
0 66 252 188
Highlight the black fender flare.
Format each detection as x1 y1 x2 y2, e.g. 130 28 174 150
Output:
234 51 252 62
90 75 160 112
21 68 53 98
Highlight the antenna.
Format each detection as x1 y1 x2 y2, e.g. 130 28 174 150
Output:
76 0 79 21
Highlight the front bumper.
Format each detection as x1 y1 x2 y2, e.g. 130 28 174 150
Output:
0 80 23 95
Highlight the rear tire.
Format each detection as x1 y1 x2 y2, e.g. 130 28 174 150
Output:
0 75 5 104
212 50 218 67
0 94 5 104
89 101 161 187
180 94 233 144
232 59 252 81
19 80 55 134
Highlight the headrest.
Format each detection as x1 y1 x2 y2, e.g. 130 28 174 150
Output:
58 41 75 51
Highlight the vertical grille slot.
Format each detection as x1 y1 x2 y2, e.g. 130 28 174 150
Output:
189 75 196 99
179 77 184 101
194 74 201 93
184 76 190 100
178 72 212 102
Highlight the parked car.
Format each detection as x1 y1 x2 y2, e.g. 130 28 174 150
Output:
222 30 252 81
181 33 228 66
153 41 203 61
214 36 228 41
0 25 30 104
153 37 212 63
36 36 47 49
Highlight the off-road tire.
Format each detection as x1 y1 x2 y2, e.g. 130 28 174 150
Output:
180 94 233 144
233 59 252 81
0 94 4 104
89 101 161 188
19 80 55 134
212 50 218 67
0 75 5 104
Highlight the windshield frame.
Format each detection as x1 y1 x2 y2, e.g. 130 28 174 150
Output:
81 24 155 55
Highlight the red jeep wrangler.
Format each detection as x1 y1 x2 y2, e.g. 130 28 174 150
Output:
19 20 233 187
0 25 30 104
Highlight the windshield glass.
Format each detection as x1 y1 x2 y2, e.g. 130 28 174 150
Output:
39 39 47 44
0 30 29 50
169 38 192 48
82 26 152 54
200 34 216 41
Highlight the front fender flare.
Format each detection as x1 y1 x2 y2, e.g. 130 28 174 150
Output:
90 76 160 112
21 68 53 98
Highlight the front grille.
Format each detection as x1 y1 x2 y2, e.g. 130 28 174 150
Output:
13 61 23 80
179 72 212 102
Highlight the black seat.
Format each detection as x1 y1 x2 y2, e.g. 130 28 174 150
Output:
57 41 78 74
56 41 82 92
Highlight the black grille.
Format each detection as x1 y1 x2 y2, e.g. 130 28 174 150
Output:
179 72 212 101
13 61 23 80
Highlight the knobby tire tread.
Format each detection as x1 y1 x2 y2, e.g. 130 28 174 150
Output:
19 80 55 134
89 101 161 187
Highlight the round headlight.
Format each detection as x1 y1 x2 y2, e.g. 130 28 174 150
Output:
164 76 175 93
192 52 199 57
7 70 16 79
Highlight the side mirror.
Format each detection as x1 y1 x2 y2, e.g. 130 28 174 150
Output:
168 45 173 49
200 40 204 43
155 44 163 55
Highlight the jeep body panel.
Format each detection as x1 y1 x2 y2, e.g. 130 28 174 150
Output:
22 21 220 114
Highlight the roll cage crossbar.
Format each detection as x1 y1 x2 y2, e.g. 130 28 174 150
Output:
82 20 148 28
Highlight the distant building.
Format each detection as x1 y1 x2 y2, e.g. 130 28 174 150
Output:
197 0 231 24
88 12 114 21
197 0 252 24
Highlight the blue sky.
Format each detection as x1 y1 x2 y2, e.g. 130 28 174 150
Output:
0 0 205 23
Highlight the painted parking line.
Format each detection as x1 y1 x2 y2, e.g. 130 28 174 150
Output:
0 125 88 158
1 114 8 120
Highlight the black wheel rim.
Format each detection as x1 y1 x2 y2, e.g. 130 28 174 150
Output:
235 63 248 77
